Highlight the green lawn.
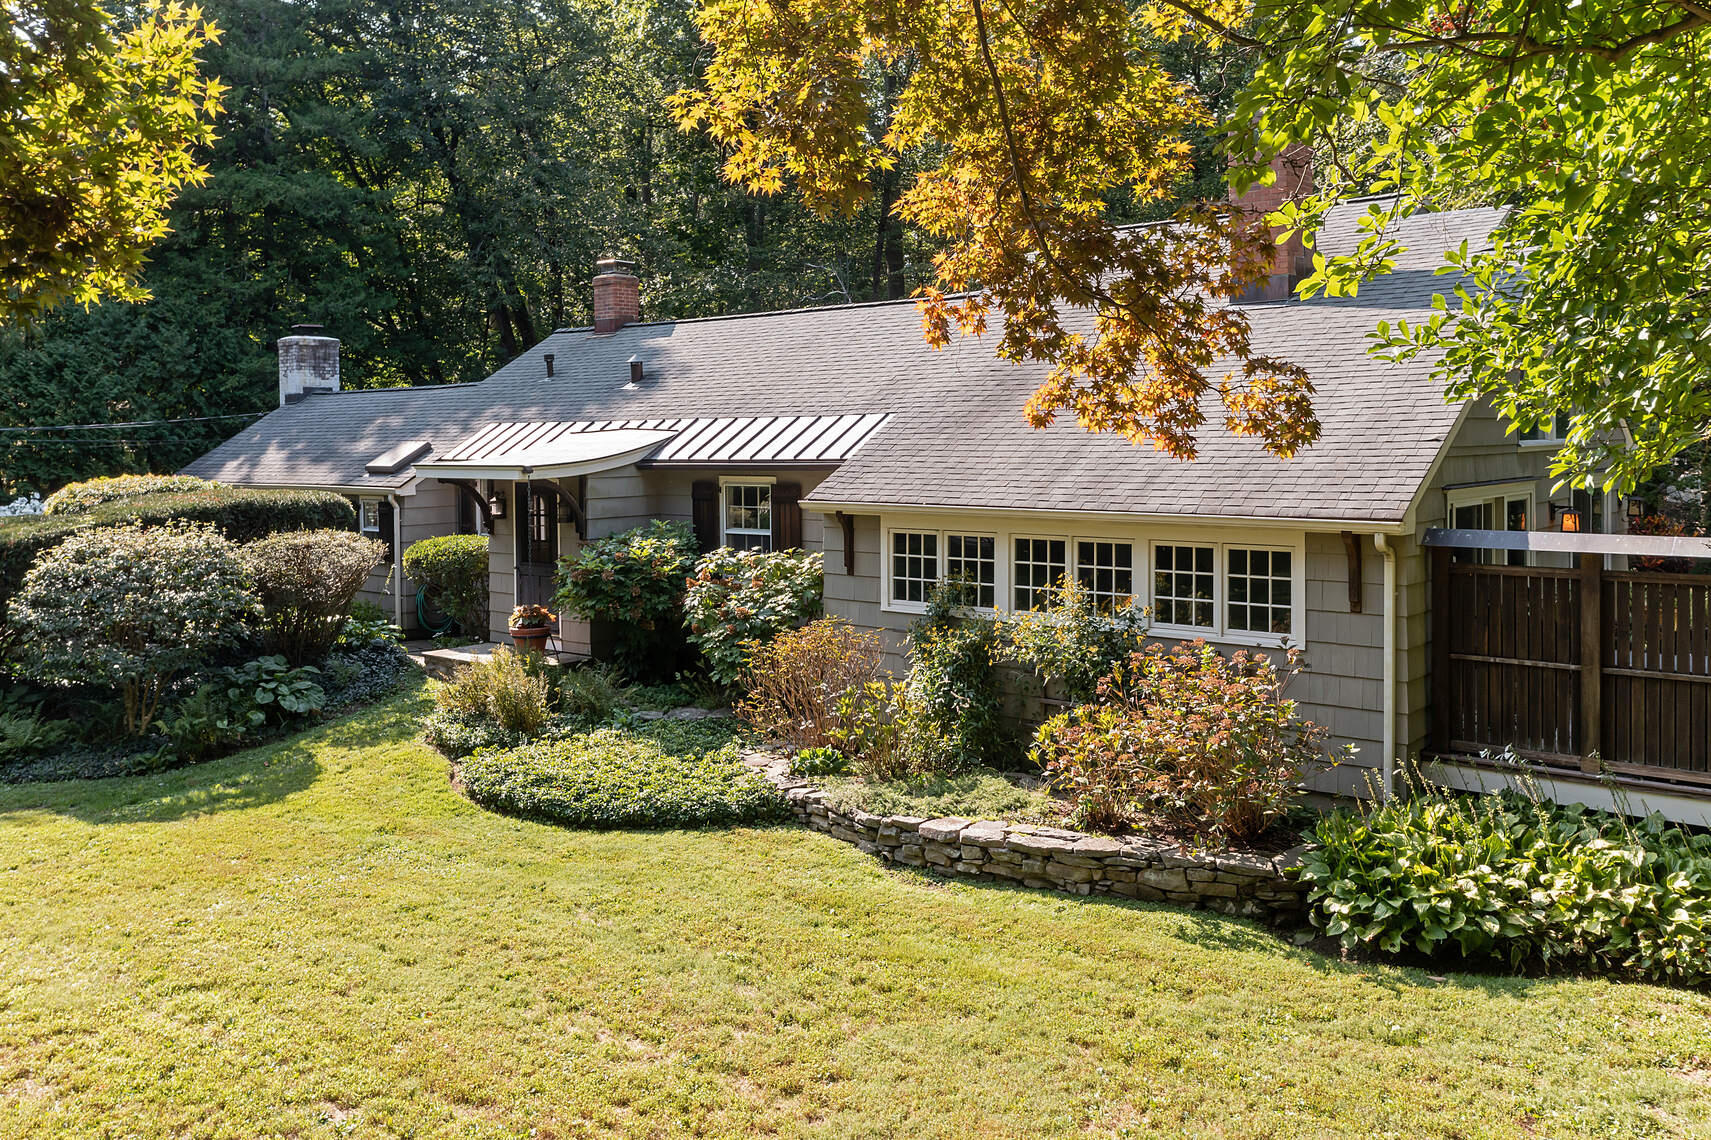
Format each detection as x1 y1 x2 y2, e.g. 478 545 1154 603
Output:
3 684 1710 1138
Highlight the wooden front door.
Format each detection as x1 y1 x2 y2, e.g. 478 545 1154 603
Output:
515 482 559 610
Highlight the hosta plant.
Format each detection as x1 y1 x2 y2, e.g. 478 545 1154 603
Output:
1299 779 1711 984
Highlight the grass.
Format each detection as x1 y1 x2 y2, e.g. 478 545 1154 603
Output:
819 766 1056 823
1 681 1709 1138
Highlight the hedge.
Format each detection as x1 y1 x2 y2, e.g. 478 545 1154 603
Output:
43 474 219 515
0 487 357 617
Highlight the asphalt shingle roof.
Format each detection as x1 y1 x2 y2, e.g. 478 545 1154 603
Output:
184 203 1502 523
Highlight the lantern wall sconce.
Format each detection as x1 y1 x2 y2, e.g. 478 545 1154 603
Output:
487 490 508 520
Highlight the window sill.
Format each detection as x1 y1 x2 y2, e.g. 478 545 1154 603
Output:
1148 625 1294 651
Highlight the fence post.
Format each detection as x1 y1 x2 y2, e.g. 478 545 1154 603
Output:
1578 552 1603 773
1431 543 1451 754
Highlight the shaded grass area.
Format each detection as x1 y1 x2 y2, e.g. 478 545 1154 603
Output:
2 682 1709 1138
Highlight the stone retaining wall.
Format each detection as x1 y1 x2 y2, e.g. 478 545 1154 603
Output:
744 752 1312 924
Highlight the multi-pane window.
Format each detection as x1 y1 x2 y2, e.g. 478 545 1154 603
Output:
945 534 997 608
1227 548 1293 636
1153 544 1215 629
359 498 382 534
528 486 557 562
1013 537 1067 611
1076 540 1134 612
891 531 939 604
1519 412 1571 442
723 482 772 551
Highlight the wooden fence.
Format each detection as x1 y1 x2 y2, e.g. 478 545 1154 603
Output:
1432 549 1711 782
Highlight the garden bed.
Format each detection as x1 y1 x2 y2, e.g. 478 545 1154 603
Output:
744 750 1313 924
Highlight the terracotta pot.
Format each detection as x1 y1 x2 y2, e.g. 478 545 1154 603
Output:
509 625 551 654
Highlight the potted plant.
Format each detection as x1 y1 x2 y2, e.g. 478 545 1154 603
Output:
508 604 557 654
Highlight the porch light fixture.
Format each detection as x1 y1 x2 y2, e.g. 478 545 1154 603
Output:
487 490 508 520
1627 498 1646 520
1559 507 1583 533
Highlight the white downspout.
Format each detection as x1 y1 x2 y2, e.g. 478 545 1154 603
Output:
1373 532 1398 800
389 492 406 631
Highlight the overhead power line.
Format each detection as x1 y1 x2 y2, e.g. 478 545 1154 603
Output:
0 411 269 434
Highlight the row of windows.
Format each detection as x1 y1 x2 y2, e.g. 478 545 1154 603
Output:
888 530 1296 637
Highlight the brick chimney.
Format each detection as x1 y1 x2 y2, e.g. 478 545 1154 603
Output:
592 257 639 335
1229 144 1314 303
277 325 340 406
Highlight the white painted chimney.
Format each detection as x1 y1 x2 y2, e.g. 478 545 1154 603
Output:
278 324 341 406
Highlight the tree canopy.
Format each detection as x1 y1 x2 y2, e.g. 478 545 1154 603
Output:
1 1 225 320
680 0 1711 492
675 0 1318 462
1185 0 1711 492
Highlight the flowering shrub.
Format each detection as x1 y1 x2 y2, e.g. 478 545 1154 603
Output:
1031 641 1343 841
1627 513 1706 573
242 529 388 666
1301 781 1711 984
685 547 824 684
402 534 490 636
737 617 886 750
1002 577 1151 702
43 473 218 514
509 603 557 629
9 522 254 734
555 520 696 676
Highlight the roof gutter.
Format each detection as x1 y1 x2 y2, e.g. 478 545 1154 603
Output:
800 499 1413 534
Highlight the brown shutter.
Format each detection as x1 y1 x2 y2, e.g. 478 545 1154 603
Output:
691 480 719 552
377 500 396 560
773 481 802 551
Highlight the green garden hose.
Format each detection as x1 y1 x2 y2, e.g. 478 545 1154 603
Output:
416 587 458 637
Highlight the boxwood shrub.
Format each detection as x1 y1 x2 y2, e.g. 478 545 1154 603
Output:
43 474 218 514
461 723 787 829
0 486 354 618
402 534 490 636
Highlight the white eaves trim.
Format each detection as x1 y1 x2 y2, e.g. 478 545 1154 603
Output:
806 499 1413 534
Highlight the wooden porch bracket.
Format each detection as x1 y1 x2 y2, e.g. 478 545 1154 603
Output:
835 511 856 576
437 478 492 532
546 476 588 541
1341 531 1364 613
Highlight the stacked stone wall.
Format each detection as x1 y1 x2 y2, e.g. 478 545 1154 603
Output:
744 752 1311 924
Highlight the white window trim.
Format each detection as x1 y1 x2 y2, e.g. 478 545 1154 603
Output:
1009 532 1071 614
883 525 1000 615
1147 539 1223 642
1446 482 1537 565
720 476 775 550
876 512 1305 649
1516 412 1571 449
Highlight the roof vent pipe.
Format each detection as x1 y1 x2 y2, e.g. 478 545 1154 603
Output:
628 355 643 387
544 353 555 378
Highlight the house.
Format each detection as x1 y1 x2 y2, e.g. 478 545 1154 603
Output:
187 198 1709 814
